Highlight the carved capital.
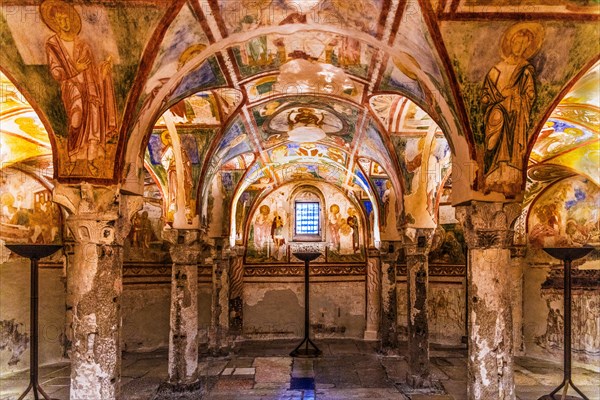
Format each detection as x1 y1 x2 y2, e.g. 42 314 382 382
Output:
403 228 435 256
55 183 143 246
163 228 202 265
54 182 120 217
456 201 522 250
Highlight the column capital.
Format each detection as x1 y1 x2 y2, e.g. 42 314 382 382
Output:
54 183 142 246
402 227 435 256
456 201 522 249
163 228 202 265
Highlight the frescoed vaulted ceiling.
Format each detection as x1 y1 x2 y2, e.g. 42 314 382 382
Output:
524 61 599 247
1 0 599 235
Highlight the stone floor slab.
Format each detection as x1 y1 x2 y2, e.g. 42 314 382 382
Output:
1 339 599 400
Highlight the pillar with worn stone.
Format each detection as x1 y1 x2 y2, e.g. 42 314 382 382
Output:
228 246 244 335
379 242 401 350
162 228 202 389
208 239 232 355
54 183 141 400
510 246 527 355
404 228 434 388
365 248 382 340
456 201 521 400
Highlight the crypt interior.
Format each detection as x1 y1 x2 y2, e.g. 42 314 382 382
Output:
0 1 599 399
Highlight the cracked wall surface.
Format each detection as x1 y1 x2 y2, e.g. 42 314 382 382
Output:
0 258 65 375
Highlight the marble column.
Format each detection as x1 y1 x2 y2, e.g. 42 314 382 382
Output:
364 248 382 340
456 201 521 400
54 183 142 400
380 242 401 351
404 228 434 388
162 228 202 389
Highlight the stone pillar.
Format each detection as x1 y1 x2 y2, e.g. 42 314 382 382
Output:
510 246 527 355
162 228 202 389
62 239 75 358
228 246 244 335
54 183 142 400
456 201 521 400
404 228 434 388
364 248 382 340
380 242 400 351
208 239 232 355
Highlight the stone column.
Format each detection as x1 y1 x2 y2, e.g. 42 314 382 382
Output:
456 201 521 400
62 239 75 358
380 242 401 351
228 246 244 335
364 248 382 340
404 228 434 388
162 228 202 391
208 239 232 355
54 183 142 400
510 246 527 355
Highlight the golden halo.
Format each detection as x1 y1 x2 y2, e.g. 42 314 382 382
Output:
160 130 171 145
259 204 270 214
40 0 81 39
500 22 544 60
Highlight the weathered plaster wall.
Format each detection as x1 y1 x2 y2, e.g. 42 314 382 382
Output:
122 286 170 352
523 251 600 369
243 278 366 338
0 259 65 375
121 282 212 352
397 279 466 345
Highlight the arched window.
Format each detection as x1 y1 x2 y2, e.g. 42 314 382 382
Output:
293 188 323 242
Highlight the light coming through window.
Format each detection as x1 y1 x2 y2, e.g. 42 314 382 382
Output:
295 202 320 235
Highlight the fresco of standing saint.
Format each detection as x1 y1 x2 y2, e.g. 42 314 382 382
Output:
41 0 118 177
481 22 544 197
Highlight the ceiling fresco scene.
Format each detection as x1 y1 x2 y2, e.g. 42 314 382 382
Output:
2 3 600 398
523 60 599 248
0 0 597 232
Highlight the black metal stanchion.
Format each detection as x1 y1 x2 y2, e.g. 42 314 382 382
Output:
290 251 322 358
538 247 593 400
5 244 63 400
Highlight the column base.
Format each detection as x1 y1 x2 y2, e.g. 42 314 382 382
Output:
152 380 205 400
400 374 444 395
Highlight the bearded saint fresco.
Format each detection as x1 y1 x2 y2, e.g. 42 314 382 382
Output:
481 22 544 197
41 0 118 177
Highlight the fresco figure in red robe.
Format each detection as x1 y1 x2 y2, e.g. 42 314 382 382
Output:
41 0 117 176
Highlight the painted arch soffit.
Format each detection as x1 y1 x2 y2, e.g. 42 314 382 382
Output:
0 71 54 188
123 10 475 180
528 61 600 186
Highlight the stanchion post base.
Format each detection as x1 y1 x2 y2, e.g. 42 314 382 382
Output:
290 337 322 358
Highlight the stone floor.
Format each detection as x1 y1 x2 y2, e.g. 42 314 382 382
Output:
1 340 599 400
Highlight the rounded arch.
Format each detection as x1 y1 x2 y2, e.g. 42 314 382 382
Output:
122 24 473 191
240 180 371 254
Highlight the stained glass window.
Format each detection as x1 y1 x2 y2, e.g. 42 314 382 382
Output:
295 202 320 235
